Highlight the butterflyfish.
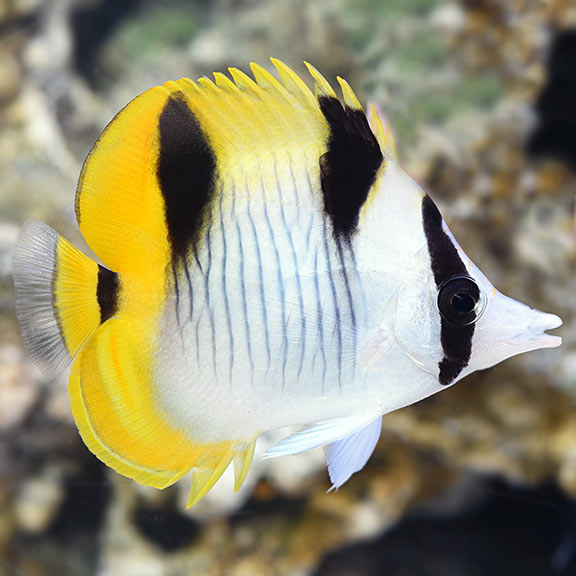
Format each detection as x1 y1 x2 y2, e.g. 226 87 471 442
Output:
13 60 563 507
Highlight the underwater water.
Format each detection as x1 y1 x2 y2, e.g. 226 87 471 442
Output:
1 0 575 574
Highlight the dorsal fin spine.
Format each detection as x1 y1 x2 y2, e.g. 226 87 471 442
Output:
228 67 263 96
250 62 290 98
270 58 316 106
213 71 239 93
304 61 338 98
337 76 363 111
197 77 218 90
369 105 387 150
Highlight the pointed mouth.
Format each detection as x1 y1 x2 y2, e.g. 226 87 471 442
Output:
509 312 563 349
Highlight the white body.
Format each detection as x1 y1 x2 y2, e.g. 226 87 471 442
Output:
156 163 446 442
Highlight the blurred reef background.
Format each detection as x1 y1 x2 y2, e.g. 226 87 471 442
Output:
1 0 576 575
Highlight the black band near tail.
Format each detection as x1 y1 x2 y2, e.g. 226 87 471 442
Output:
422 195 474 386
97 265 119 323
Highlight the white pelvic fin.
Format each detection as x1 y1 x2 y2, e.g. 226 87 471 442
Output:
325 416 382 490
263 413 382 459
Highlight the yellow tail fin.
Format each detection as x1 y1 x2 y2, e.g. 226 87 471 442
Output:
13 220 115 376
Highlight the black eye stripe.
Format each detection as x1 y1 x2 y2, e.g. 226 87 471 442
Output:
421 195 475 386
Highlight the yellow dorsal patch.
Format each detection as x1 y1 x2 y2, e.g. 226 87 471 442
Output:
76 60 381 268
75 87 171 277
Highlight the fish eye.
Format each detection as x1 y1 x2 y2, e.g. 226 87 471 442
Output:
437 275 486 326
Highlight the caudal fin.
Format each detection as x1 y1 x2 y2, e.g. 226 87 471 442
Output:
13 219 116 376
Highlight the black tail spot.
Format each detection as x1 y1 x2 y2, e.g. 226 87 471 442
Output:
97 265 119 323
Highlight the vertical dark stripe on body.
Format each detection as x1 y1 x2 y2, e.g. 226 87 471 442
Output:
203 212 218 375
157 92 217 260
312 248 328 391
277 165 306 378
335 234 357 381
262 183 288 385
236 204 254 384
183 264 193 320
171 261 181 326
219 185 234 383
422 195 474 386
317 96 383 239
157 92 218 372
97 265 119 323
323 217 343 389
247 199 271 374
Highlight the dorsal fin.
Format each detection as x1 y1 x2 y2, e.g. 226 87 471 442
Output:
75 60 387 275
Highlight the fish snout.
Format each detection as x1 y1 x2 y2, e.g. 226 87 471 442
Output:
509 308 563 350
489 290 563 352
